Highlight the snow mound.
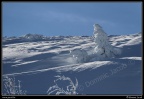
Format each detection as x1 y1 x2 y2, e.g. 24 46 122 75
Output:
70 49 88 63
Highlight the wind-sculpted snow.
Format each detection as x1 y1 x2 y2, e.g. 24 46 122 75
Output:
2 30 142 94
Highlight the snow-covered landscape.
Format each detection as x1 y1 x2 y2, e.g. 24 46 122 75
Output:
2 24 142 95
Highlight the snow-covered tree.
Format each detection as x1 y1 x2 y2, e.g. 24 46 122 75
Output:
93 24 121 58
69 24 121 62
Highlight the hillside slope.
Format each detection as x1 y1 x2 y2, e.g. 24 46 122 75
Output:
2 33 142 95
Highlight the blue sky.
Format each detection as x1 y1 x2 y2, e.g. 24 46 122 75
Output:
2 2 142 37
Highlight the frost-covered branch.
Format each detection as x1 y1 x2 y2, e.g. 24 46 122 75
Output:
47 75 78 95
2 76 27 95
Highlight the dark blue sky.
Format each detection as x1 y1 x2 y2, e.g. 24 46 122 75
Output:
2 2 142 37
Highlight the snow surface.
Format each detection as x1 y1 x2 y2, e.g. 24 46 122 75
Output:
2 32 142 95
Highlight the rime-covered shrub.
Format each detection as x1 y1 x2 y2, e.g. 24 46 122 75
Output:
70 49 88 63
3 76 26 95
47 75 78 95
